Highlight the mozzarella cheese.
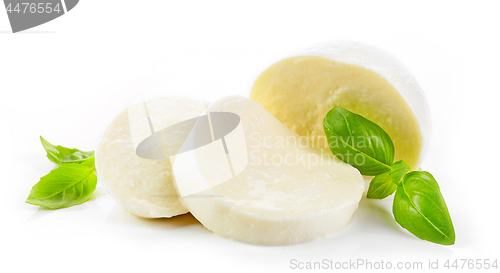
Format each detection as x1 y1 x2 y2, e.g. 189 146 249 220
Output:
250 42 430 170
175 96 364 245
95 97 206 218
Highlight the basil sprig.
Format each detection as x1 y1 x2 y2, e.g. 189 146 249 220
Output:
26 137 97 210
324 106 455 245
40 136 94 165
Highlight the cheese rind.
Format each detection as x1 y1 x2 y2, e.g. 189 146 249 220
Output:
95 97 205 218
177 96 364 245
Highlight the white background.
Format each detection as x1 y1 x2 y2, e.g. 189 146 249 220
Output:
1 1 499 272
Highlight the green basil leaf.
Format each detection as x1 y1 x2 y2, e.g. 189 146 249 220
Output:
26 162 97 210
390 160 411 185
393 171 455 245
367 172 397 199
323 106 395 175
40 136 94 166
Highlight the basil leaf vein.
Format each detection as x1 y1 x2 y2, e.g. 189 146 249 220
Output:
390 160 411 185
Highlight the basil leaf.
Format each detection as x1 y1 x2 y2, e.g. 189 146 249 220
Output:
367 172 397 199
40 136 94 166
26 161 97 210
393 171 455 245
323 106 394 176
390 160 410 185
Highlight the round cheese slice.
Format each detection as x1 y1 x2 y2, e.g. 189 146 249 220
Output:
175 96 365 245
95 97 206 218
250 41 431 170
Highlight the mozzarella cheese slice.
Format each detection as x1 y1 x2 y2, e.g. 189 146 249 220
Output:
95 97 206 218
175 96 364 245
250 42 431 170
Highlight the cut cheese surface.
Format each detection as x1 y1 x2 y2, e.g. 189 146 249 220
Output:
95 97 206 218
250 56 423 170
176 96 364 245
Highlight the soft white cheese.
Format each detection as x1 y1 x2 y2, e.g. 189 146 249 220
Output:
95 97 206 218
175 96 365 245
